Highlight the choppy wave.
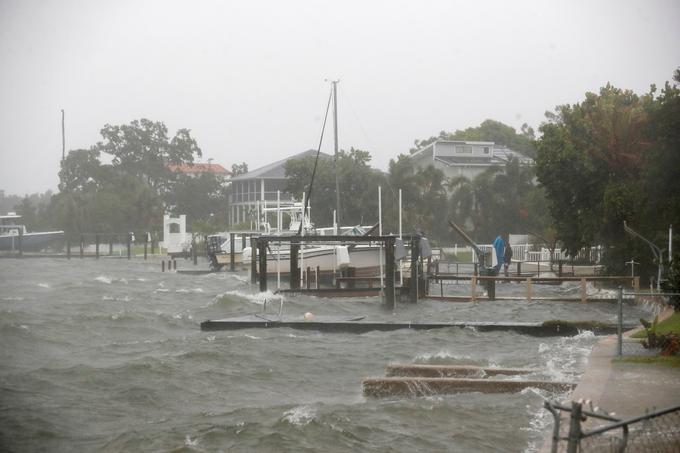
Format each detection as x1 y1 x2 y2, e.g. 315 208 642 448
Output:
282 405 316 426
215 290 285 306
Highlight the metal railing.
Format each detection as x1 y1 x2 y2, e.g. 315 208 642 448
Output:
545 400 680 452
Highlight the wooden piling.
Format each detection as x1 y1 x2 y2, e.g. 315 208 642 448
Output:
173 259 177 270
95 234 100 259
66 238 71 259
17 230 23 257
315 266 320 290
306 266 311 290
258 239 268 292
109 235 114 256
162 260 165 272
409 236 420 303
580 278 587 303
290 242 300 290
143 233 148 260
250 237 258 284
80 235 84 258
527 277 533 301
151 234 156 255
385 236 395 310
229 232 235 272
486 277 496 301
126 234 131 259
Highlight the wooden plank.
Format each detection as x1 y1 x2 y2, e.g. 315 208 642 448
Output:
362 377 576 397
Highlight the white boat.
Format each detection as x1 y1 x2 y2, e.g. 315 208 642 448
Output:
0 213 64 251
239 201 384 277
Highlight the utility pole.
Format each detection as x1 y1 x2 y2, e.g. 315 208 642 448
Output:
332 80 341 229
61 109 66 161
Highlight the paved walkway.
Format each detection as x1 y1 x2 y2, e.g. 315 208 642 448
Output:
570 335 680 419
541 308 680 451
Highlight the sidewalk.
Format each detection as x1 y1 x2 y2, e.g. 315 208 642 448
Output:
569 335 680 419
540 308 680 451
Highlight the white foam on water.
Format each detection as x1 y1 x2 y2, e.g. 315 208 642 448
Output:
2 296 25 301
154 288 170 293
230 273 249 282
414 350 475 361
37 283 50 288
175 288 204 294
282 405 316 426
217 290 285 306
102 296 131 302
184 435 200 447
95 276 112 284
538 330 596 382
244 334 261 340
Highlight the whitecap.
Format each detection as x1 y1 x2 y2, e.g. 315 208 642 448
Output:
217 290 285 305
37 283 50 288
95 276 112 284
415 351 474 361
184 435 199 447
175 288 204 294
282 405 316 426
244 334 261 340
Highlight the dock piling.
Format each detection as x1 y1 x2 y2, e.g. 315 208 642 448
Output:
409 236 420 303
258 239 268 292
95 234 100 259
229 232 235 272
250 237 257 284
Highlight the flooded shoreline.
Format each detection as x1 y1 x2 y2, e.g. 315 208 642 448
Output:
0 258 653 452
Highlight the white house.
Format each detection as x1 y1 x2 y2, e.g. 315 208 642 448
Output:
410 140 533 184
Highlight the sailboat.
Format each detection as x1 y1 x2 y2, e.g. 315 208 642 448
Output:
245 81 385 279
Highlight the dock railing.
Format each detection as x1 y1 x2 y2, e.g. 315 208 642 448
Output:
544 400 680 452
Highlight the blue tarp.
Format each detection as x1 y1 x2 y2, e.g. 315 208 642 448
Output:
492 235 505 272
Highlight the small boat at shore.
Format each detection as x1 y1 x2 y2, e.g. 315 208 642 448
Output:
0 213 64 251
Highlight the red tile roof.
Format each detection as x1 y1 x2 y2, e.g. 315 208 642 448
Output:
167 163 231 176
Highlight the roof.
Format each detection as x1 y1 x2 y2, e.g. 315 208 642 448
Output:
167 163 231 175
230 149 333 181
411 140 533 166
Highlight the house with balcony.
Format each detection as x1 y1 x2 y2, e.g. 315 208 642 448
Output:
410 140 533 187
228 149 333 226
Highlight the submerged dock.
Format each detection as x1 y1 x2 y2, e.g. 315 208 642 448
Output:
200 315 633 336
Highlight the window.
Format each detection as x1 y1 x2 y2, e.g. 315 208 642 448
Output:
483 147 489 154
456 145 472 153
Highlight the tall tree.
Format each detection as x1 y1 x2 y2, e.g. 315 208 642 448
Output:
96 119 202 192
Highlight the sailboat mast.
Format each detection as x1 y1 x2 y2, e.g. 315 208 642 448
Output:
332 80 341 229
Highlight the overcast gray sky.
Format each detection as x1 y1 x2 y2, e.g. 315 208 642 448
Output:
1 0 678 195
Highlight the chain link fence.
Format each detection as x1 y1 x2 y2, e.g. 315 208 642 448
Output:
545 400 680 452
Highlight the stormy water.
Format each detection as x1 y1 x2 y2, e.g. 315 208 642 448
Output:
0 257 653 452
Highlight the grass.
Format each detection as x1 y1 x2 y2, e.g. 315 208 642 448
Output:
613 355 680 367
631 312 680 338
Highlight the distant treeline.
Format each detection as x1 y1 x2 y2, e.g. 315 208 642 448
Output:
7 70 680 289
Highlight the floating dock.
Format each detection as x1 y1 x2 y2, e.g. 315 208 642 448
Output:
363 363 575 397
200 315 633 336
362 377 576 397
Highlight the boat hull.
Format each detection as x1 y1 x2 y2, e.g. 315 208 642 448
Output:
0 231 64 251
